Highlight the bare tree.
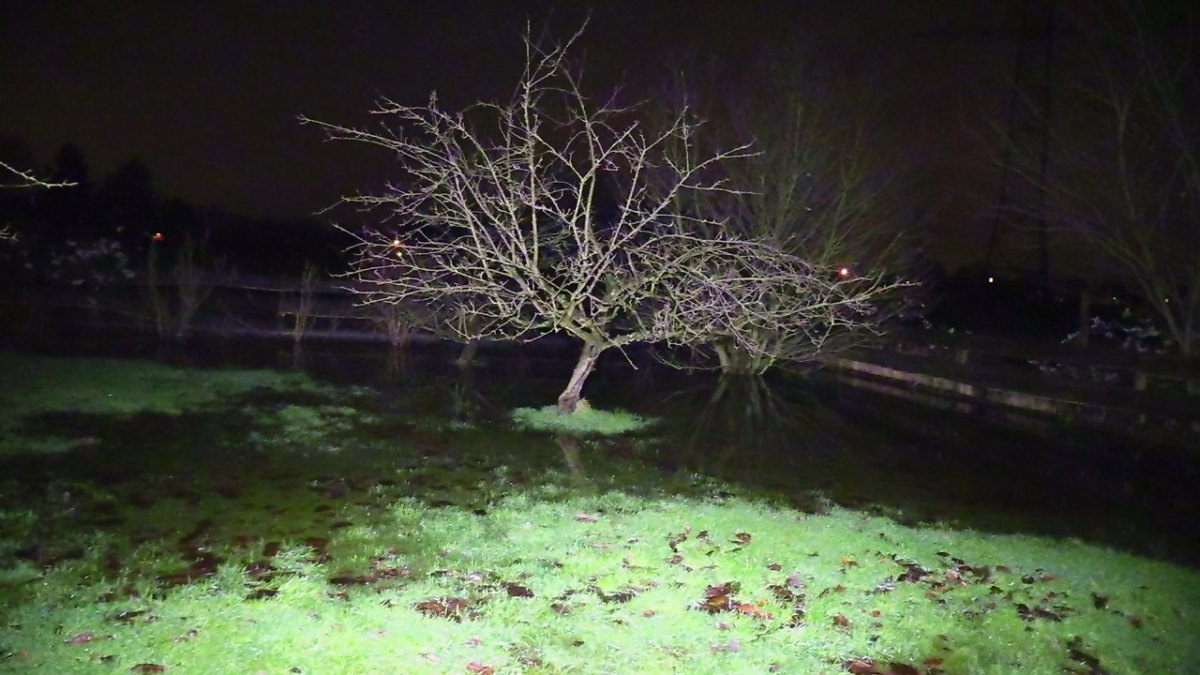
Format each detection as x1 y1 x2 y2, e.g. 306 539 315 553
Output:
654 59 913 374
303 25 889 411
1000 1 1199 357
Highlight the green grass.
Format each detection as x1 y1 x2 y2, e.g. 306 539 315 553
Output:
511 400 655 436
0 352 1197 674
0 352 331 456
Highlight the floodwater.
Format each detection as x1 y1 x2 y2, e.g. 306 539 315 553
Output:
4 335 1199 568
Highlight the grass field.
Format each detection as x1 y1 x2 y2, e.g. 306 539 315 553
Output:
1 352 1196 673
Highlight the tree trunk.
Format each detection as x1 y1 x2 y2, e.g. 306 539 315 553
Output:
557 342 604 413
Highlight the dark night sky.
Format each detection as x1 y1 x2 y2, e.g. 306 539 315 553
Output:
2 1 1031 270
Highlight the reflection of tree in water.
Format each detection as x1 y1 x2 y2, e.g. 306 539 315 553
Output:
553 434 588 485
382 345 409 380
668 376 850 478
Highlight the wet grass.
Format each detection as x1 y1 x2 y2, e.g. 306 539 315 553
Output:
0 352 1198 674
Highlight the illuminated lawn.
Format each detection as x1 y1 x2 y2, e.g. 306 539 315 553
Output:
1 353 1197 673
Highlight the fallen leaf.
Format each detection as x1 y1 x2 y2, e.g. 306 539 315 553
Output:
414 597 472 621
129 664 166 674
731 532 752 545
66 631 95 646
832 613 851 627
1015 603 1064 622
896 563 929 583
668 530 688 552
505 583 534 598
574 513 598 522
466 662 494 675
695 582 738 613
844 658 878 674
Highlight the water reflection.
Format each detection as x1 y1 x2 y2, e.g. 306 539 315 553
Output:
358 356 1198 567
4 335 1197 566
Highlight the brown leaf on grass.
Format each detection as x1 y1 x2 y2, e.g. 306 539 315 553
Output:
844 658 879 674
1126 614 1142 629
734 602 774 619
895 562 929 583
1015 603 1065 622
414 597 472 621
129 664 166 673
574 513 598 522
668 529 689 552
768 584 801 603
767 562 782 571
817 584 846 598
832 613 851 628
1066 637 1111 675
694 582 739 613
373 564 412 579
505 583 534 598
466 662 495 675
886 663 921 675
840 556 857 568
730 532 752 545
786 573 805 589
665 554 685 565
66 631 95 645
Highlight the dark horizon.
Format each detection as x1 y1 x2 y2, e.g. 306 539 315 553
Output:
0 0 1155 275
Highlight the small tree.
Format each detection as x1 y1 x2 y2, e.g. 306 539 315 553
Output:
303 25 873 412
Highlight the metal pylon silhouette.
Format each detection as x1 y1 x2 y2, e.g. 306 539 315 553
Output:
984 0 1058 281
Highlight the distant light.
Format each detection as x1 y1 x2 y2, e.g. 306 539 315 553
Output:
151 232 165 242
839 267 851 278
987 276 995 284
391 238 401 247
